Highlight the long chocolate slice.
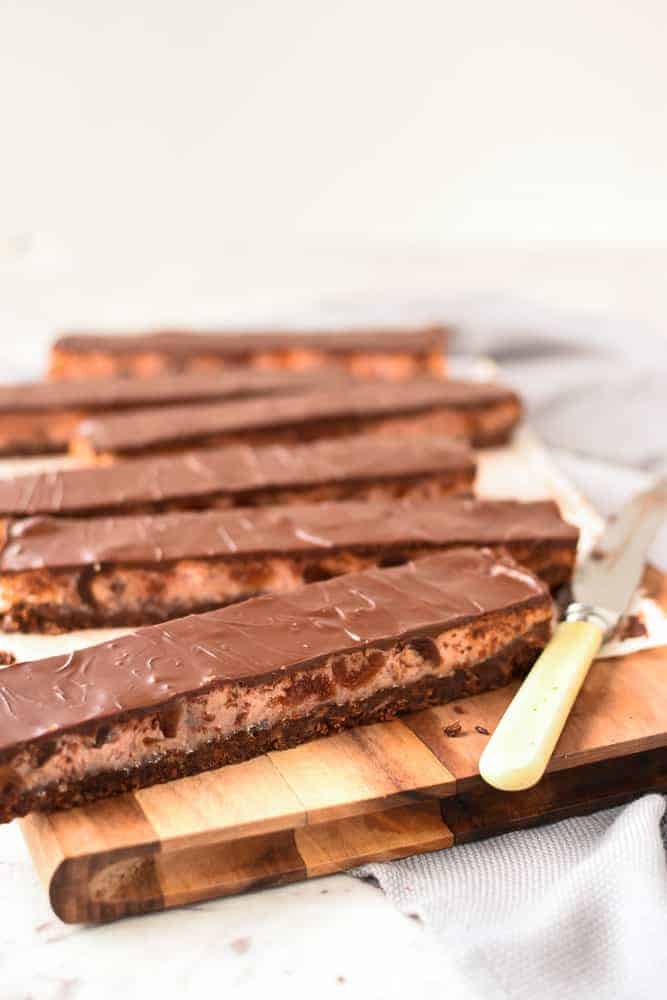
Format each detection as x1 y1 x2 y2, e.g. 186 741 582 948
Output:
0 436 476 520
0 548 551 822
0 369 326 457
50 325 450 381
71 378 521 460
0 498 576 631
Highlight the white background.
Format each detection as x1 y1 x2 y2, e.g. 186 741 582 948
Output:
1 0 667 371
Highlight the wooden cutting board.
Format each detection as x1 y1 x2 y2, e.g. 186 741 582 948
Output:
19 567 667 924
9 429 664 922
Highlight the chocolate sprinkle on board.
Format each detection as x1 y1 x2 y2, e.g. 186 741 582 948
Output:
617 614 648 640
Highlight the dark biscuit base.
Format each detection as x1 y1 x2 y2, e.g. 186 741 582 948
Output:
0 440 66 458
0 626 547 822
473 428 516 448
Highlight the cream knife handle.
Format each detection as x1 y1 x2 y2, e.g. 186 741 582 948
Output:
479 621 604 791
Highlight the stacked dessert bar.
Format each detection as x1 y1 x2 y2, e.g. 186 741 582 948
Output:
0 325 579 822
50 325 451 379
0 368 332 456
0 498 576 632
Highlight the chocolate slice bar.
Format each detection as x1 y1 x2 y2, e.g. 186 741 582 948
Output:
71 378 521 460
0 436 475 520
0 548 551 822
0 369 326 457
50 325 450 381
0 498 576 631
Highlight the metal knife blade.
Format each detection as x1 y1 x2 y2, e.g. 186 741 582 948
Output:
570 477 667 634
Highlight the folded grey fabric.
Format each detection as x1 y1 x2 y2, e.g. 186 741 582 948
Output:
443 296 666 471
356 796 667 1000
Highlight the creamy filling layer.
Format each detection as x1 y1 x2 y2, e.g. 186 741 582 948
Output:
4 604 550 794
50 348 444 382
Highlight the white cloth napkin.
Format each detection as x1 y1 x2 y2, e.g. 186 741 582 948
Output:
356 796 667 1000
353 298 667 1000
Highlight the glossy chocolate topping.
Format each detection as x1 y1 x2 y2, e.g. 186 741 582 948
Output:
0 498 577 572
75 378 519 454
0 436 474 518
0 548 547 751
0 369 325 414
54 325 449 357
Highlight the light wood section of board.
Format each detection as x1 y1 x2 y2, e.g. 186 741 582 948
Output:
268 720 456 823
135 755 307 850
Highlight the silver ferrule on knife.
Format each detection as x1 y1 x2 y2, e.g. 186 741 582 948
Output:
564 602 619 636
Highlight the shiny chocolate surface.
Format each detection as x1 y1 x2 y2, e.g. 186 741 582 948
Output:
0 498 577 572
0 436 474 518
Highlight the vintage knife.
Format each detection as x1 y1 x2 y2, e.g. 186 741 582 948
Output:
479 478 667 791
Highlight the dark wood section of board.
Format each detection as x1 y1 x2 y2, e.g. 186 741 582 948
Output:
442 746 667 843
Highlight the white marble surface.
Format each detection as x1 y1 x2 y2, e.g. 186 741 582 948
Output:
0 821 474 1000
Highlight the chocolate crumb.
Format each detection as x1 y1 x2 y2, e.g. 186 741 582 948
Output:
617 614 648 641
444 721 462 737
590 548 605 562
337 976 346 985
230 936 251 954
475 725 490 735
453 705 465 714
94 725 112 748
0 650 16 666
